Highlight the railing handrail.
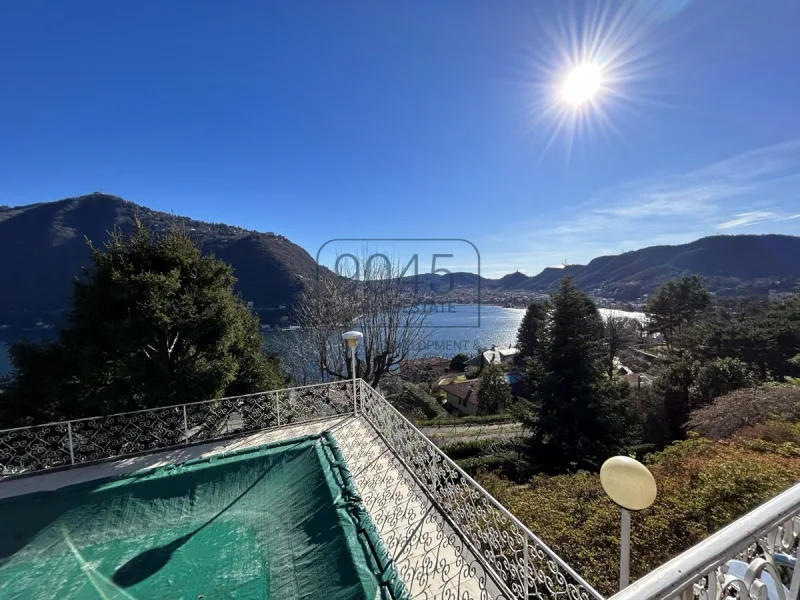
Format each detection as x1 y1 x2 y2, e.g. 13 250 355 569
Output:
608 477 800 600
0 379 349 434
359 379 605 600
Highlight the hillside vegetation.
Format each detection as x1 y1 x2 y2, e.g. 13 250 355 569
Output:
480 424 800 597
0 194 321 325
407 234 800 300
2 195 798 326
460 275 800 596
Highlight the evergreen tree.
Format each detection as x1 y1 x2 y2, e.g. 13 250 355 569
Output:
649 355 695 446
477 364 512 415
689 357 757 406
604 315 638 378
683 294 799 380
516 300 549 360
1 222 283 425
523 277 636 473
645 276 710 349
449 353 470 372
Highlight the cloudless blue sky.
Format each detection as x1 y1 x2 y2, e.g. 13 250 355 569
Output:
2 0 799 276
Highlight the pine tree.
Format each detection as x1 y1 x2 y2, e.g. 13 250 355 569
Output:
516 300 549 360
645 276 710 349
523 277 636 473
477 364 512 415
2 221 283 425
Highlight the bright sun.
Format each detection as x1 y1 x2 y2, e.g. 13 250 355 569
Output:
561 63 602 105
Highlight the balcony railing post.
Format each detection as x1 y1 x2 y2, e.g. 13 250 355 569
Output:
182 405 189 445
276 392 281 427
609 478 800 600
523 531 530 599
67 421 75 465
789 558 800 600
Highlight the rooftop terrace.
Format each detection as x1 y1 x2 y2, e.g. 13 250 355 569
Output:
2 380 800 600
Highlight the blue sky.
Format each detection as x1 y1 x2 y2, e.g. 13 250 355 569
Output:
1 0 799 277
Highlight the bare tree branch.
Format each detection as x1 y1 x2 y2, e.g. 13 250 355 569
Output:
284 248 431 387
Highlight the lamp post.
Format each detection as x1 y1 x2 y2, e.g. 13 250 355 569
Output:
341 331 363 414
600 456 657 591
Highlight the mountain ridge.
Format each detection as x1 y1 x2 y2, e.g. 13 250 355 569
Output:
1 195 798 328
403 235 800 299
0 194 321 326
526 234 800 298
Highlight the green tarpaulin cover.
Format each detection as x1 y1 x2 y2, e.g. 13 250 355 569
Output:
0 432 408 600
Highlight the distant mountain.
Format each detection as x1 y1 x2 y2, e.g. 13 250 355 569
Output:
525 265 585 290
496 271 530 289
493 235 800 299
0 194 322 327
1 196 797 330
537 235 800 298
406 235 800 300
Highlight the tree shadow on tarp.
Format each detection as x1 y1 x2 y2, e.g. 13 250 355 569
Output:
112 456 280 588
110 534 192 588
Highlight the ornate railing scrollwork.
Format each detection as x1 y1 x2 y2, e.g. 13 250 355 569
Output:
6 377 800 600
610 487 800 600
0 380 355 476
358 380 603 600
0 422 72 473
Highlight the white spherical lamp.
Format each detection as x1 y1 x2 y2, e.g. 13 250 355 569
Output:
600 456 657 511
601 456 657 591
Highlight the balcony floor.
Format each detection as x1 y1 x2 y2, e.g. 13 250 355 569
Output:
0 415 490 599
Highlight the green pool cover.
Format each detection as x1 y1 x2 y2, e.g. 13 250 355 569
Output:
0 432 408 600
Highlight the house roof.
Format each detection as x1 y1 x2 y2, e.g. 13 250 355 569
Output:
440 379 481 404
463 346 519 367
498 347 519 359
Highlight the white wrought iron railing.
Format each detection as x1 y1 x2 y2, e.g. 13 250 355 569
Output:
0 380 355 475
608 479 800 600
0 378 604 600
4 378 799 600
358 380 604 600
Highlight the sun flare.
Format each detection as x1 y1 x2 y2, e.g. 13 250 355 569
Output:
518 0 673 160
561 63 602 105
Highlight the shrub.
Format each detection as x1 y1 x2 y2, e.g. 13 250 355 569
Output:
478 433 800 597
414 413 518 427
449 353 470 372
383 379 446 419
686 385 800 439
441 438 502 460
457 453 519 476
689 357 757 406
736 419 800 446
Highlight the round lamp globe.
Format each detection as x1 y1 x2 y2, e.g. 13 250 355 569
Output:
600 456 657 511
342 331 363 348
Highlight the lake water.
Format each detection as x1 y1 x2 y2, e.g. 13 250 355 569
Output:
405 304 645 358
0 305 646 375
408 304 526 358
